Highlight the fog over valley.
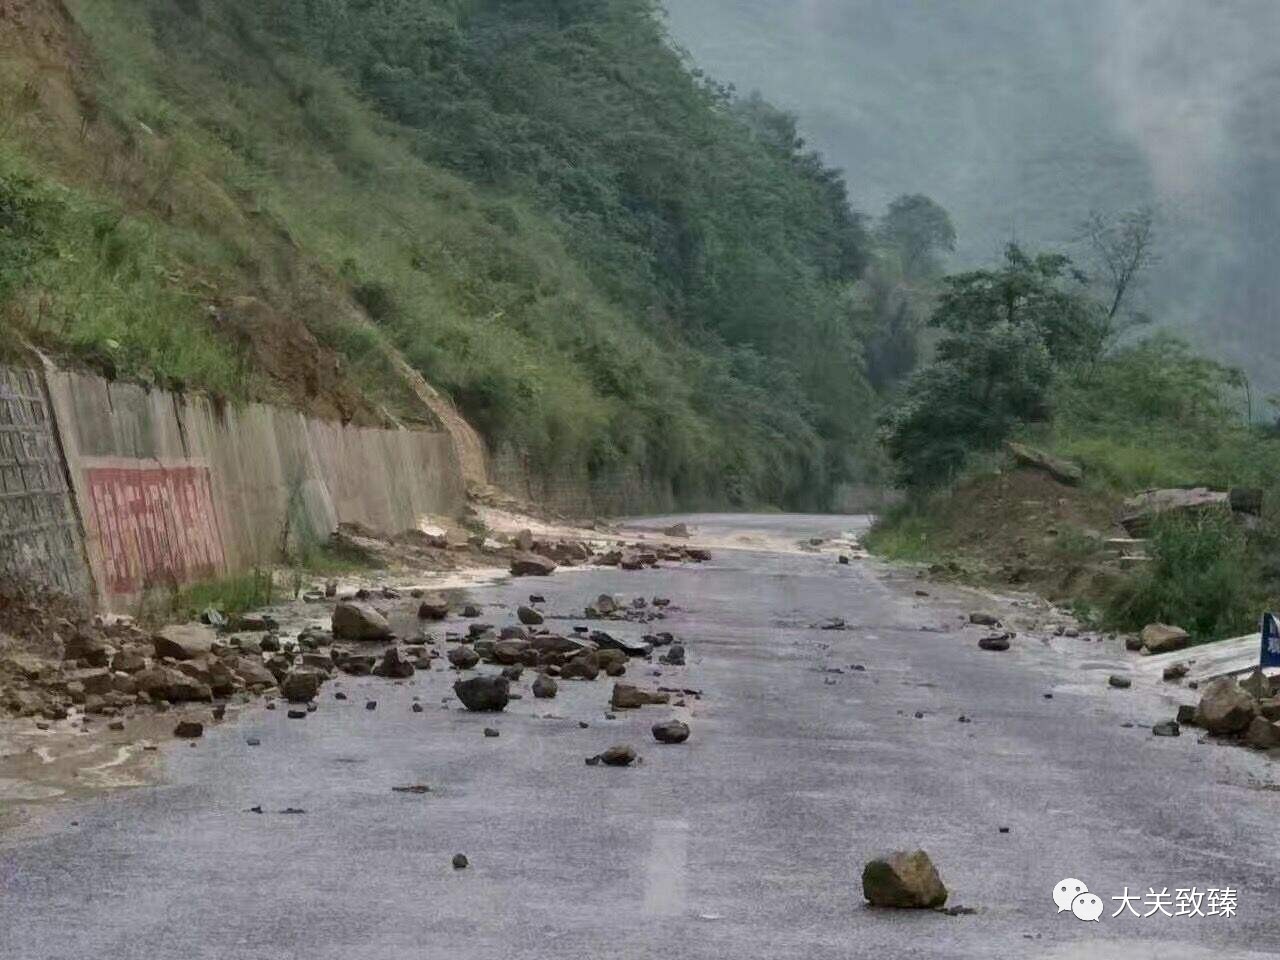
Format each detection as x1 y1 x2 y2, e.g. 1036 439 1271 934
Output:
667 0 1280 398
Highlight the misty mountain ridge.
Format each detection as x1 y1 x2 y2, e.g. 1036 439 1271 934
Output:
668 0 1280 401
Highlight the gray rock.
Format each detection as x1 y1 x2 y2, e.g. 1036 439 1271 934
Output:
977 634 1010 652
133 665 213 703
418 595 450 620
1239 668 1273 701
372 647 415 679
517 605 544 626
659 643 686 666
599 744 636 766
491 639 530 665
560 653 600 681
1246 716 1280 749
590 630 650 657
611 683 670 709
1152 720 1181 737
281 668 325 703
1108 675 1131 689
1005 440 1083 485
111 649 147 674
153 624 217 661
1140 623 1190 655
1121 488 1230 537
1195 677 1257 734
652 719 690 744
447 646 480 669
454 675 510 712
532 674 558 699
173 720 204 739
510 552 556 577
1162 663 1190 682
332 602 393 641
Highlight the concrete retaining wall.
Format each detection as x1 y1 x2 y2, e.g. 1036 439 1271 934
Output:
0 365 91 599
40 366 464 611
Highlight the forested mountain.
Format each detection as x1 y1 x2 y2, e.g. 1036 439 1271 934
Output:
1 0 890 509
667 0 1280 399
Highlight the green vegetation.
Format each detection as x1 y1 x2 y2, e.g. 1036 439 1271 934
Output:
0 148 247 393
143 569 276 625
872 216 1280 641
1106 513 1262 642
0 0 901 509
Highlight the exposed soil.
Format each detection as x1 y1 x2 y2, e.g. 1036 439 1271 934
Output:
904 467 1129 605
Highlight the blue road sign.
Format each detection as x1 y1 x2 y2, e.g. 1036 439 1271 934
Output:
1262 613 1280 669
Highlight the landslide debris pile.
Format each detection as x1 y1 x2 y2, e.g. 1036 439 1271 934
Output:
0 529 711 737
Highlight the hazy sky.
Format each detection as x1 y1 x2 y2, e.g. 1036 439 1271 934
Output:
666 0 1280 395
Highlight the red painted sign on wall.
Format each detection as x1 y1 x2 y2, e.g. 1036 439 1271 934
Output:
85 464 226 594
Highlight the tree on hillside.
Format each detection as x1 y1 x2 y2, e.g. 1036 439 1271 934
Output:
878 193 956 281
1078 206 1158 340
859 194 955 391
879 244 1098 488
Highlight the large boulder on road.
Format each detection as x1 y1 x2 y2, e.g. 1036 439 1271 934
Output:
510 553 556 577
153 624 216 661
652 719 690 744
1140 623 1190 655
281 668 325 703
133 664 213 703
861 850 948 909
1195 677 1257 734
1246 716 1280 749
233 657 277 689
611 683 670 709
332 602 392 641
454 675 510 712
373 647 416 679
561 653 600 681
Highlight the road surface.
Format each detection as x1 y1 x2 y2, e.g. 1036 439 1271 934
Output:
3 513 1279 959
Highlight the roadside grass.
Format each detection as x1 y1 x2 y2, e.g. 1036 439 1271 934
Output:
862 503 943 564
1102 513 1266 642
138 569 276 625
139 539 379 626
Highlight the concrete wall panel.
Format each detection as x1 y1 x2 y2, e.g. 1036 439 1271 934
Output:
43 367 464 611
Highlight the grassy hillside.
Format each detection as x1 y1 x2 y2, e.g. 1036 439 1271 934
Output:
0 0 884 509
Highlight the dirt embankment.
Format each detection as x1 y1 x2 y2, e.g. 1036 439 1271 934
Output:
877 466 1130 607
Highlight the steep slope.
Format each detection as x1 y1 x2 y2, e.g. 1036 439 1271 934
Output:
0 0 883 512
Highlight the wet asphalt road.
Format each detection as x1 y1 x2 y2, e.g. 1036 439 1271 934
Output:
4 513 1280 959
